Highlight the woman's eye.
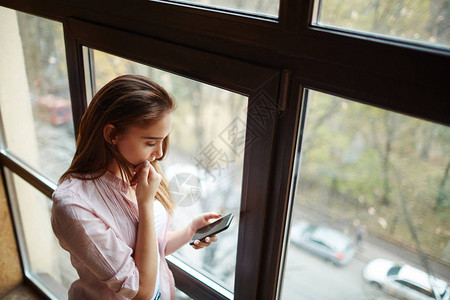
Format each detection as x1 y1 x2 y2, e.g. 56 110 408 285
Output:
147 143 156 147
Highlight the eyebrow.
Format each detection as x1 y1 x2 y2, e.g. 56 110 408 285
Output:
140 131 171 140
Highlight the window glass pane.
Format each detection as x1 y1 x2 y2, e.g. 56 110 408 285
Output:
10 174 76 294
280 89 450 299
161 0 278 18
175 288 192 299
316 0 450 47
89 49 246 291
0 7 75 183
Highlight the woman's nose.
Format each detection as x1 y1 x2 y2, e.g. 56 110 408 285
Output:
152 144 163 159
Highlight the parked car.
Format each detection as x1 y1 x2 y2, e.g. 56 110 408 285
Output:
363 258 449 300
290 221 355 266
35 94 72 126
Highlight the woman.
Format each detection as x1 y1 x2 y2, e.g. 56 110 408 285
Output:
51 75 219 300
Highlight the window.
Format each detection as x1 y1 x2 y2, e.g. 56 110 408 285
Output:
1 11 281 298
387 266 401 276
315 0 450 47
0 8 76 298
88 48 247 291
280 89 450 299
0 0 448 299
6 173 73 299
72 20 281 295
395 280 435 298
0 7 75 184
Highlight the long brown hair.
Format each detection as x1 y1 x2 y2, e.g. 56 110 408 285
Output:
60 75 176 213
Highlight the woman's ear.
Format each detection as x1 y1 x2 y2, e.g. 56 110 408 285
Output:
103 124 118 145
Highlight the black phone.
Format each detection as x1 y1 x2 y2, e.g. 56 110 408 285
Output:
189 213 234 245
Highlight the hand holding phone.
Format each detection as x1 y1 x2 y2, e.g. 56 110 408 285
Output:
189 213 234 245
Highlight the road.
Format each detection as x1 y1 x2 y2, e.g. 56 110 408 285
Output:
281 246 388 299
280 235 450 300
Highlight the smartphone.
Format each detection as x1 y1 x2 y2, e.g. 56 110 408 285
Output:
189 213 234 245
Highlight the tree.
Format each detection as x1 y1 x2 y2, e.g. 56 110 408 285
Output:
17 13 68 98
436 159 450 209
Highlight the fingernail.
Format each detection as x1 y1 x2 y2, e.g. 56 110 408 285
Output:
205 237 210 243
194 240 199 245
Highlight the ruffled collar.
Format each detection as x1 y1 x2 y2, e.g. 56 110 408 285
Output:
98 170 130 194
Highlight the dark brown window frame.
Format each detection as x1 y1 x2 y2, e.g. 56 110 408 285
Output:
0 0 448 299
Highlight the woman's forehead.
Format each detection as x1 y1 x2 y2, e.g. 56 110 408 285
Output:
131 113 172 138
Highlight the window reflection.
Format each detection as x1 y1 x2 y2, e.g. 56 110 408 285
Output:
281 89 450 299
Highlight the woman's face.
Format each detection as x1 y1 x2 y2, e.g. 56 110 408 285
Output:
115 112 172 167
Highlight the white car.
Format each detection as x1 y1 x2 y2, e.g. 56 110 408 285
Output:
290 221 355 266
363 258 449 300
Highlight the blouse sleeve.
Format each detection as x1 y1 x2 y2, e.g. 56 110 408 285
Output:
51 192 139 298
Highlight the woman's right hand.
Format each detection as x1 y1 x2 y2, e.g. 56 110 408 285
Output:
131 160 162 205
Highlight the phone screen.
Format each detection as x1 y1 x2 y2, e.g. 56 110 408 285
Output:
190 213 234 245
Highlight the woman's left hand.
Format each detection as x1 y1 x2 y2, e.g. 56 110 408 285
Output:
190 212 221 250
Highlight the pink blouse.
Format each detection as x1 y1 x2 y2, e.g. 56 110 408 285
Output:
51 171 175 300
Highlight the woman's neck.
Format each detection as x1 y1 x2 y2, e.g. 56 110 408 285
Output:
106 160 138 203
106 159 132 184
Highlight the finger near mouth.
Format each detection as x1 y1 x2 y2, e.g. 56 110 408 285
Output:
132 161 146 171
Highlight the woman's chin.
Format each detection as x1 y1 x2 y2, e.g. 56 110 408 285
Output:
130 161 143 170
